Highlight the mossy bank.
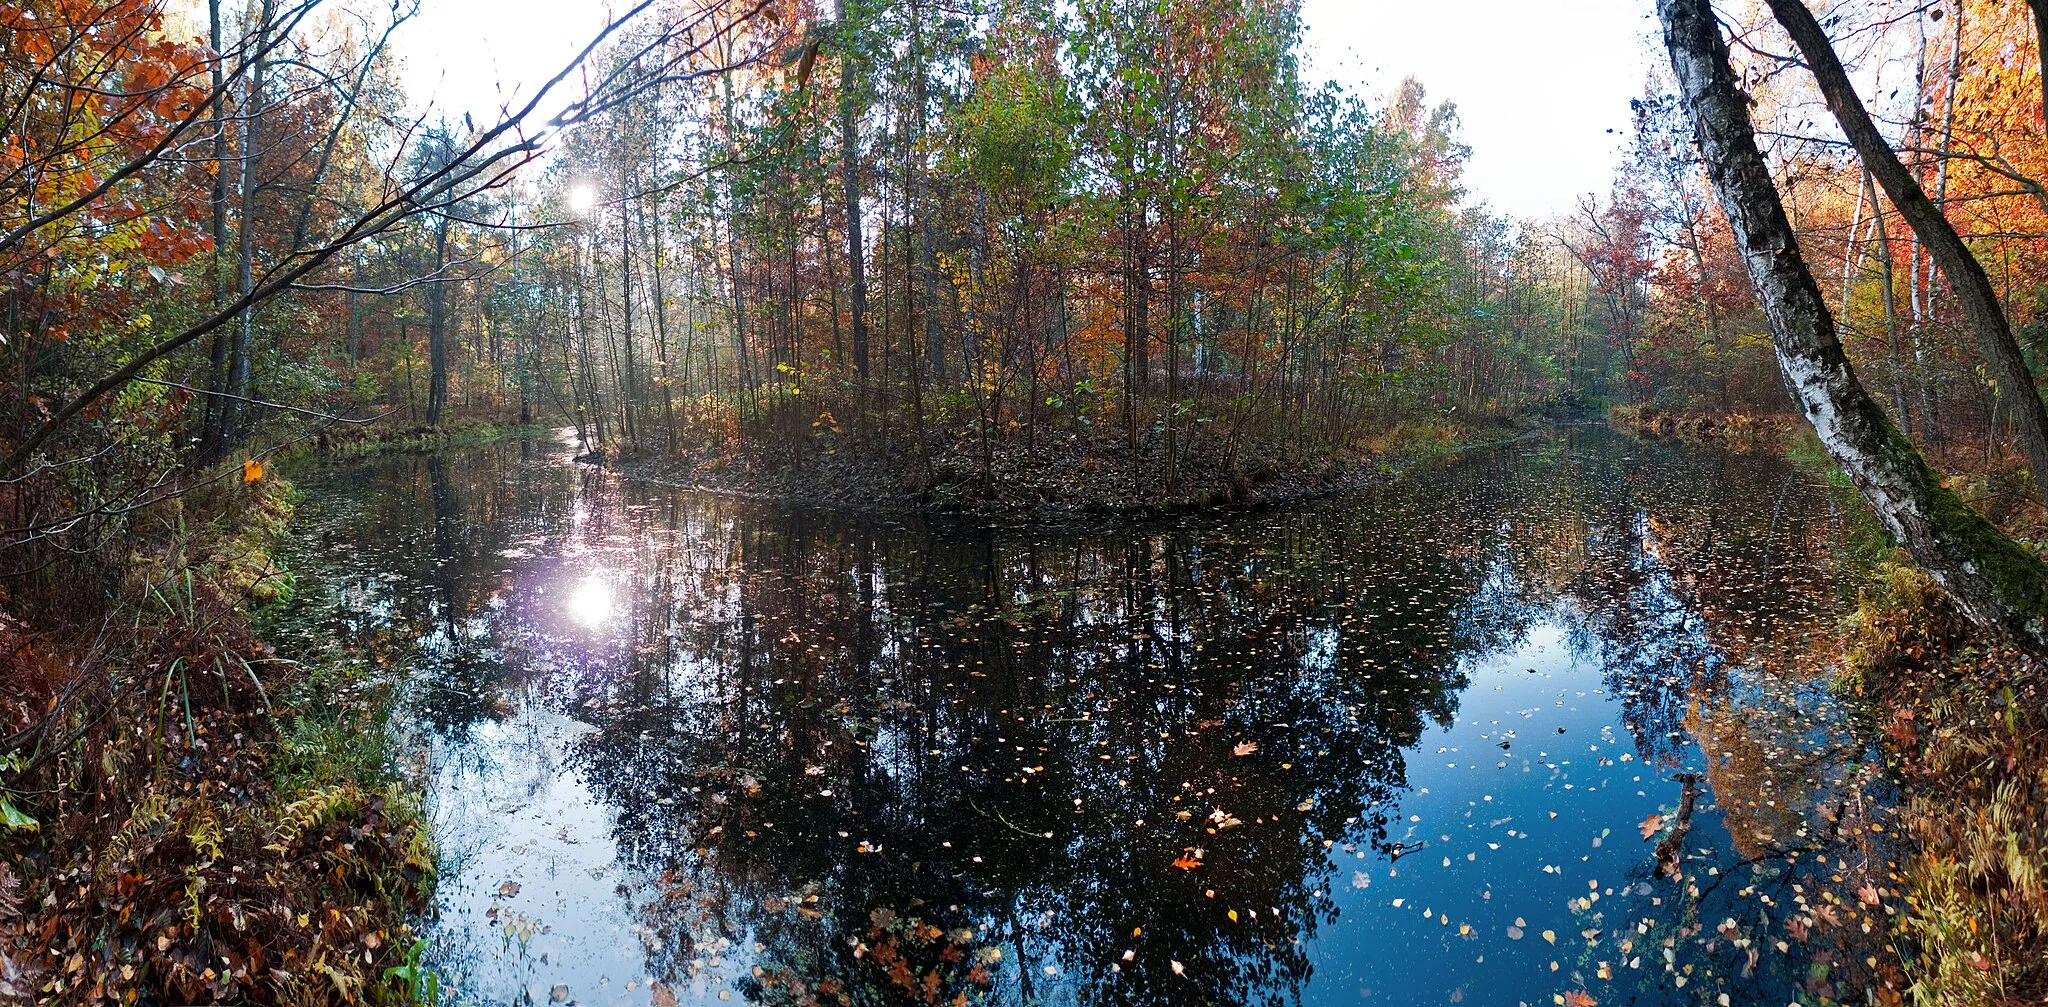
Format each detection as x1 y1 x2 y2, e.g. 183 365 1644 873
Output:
0 471 436 1005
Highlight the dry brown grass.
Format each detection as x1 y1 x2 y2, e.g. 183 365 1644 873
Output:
1844 557 2048 1006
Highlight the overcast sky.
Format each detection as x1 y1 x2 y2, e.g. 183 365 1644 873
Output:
395 0 1657 221
1298 0 1657 219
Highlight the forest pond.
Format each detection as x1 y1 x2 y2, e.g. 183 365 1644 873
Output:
273 428 1901 1007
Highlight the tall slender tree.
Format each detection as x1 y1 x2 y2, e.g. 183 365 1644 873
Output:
1763 0 2048 496
1658 0 2048 652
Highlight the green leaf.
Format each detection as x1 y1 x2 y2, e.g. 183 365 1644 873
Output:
0 795 38 832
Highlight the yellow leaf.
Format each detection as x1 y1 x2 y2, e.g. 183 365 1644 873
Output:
242 457 264 483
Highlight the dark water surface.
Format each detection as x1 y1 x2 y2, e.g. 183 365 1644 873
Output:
274 428 1900 1007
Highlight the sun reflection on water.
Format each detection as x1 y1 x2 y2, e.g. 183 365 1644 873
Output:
566 574 616 629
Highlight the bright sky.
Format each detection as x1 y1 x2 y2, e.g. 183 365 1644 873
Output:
396 0 615 128
1298 0 1659 219
395 0 1657 220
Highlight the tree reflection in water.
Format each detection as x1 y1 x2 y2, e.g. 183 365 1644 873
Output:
274 428 1900 1007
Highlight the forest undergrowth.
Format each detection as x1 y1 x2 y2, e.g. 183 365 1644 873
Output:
1841 554 2048 1006
0 475 435 1006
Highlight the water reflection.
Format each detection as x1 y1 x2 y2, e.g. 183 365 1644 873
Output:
273 428 1898 1007
567 576 618 630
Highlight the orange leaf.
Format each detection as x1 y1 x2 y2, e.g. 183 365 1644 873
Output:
1563 991 1597 1007
1171 855 1202 871
241 457 264 483
1232 741 1257 756
1637 814 1663 840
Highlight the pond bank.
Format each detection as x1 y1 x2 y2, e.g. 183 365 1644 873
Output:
0 473 436 1006
1607 403 1800 450
305 418 546 460
1843 557 2048 1005
595 414 1536 521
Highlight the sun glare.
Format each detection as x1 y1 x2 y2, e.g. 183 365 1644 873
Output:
566 574 615 629
566 185 597 214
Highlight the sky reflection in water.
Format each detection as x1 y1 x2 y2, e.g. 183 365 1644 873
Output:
273 429 1900 1007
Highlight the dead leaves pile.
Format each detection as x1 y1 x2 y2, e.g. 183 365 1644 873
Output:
0 619 433 1005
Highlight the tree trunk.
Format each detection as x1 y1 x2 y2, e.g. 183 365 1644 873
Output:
1659 0 2048 652
618 163 639 448
2032 0 2048 127
425 212 450 425
198 0 231 461
646 199 677 453
345 286 362 363
1764 0 2048 495
220 0 270 447
837 0 870 386
1867 174 1913 436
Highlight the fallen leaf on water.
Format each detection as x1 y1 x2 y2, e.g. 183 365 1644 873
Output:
1857 882 1882 906
497 881 521 898
1562 991 1596 1007
1542 930 1557 944
1638 814 1663 840
1170 960 1185 975
1172 855 1202 870
550 985 569 1003
1233 742 1257 756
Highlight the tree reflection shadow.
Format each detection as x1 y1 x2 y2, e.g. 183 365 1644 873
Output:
275 428 1894 1006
